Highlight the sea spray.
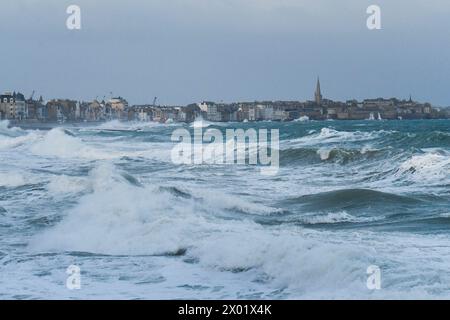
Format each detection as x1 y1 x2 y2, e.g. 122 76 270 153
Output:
1 120 449 299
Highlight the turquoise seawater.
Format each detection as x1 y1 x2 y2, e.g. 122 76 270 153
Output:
0 119 449 299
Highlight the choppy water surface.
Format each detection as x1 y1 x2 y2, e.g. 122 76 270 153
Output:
0 119 449 299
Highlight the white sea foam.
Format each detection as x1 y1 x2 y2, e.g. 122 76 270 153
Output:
0 133 39 150
317 147 332 160
190 188 283 215
0 122 39 150
190 119 213 128
47 162 144 195
361 145 379 154
0 120 24 136
21 156 450 299
25 127 176 162
399 151 450 182
284 128 391 149
294 115 310 122
7 121 450 299
30 164 202 255
299 211 383 225
47 175 89 194
27 163 383 298
29 128 124 159
0 172 28 187
31 128 94 158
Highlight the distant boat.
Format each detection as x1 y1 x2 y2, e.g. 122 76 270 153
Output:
377 112 383 120
368 113 375 120
243 119 249 123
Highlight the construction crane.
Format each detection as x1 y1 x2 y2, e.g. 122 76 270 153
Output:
28 90 35 101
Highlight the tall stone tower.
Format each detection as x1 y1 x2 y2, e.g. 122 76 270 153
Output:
314 77 322 105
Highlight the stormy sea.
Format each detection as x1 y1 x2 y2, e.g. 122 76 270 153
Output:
0 119 449 299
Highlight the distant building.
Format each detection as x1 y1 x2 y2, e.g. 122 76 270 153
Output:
259 105 273 121
134 105 152 121
273 108 288 121
109 97 128 119
180 104 201 122
206 103 222 122
1 81 447 123
0 92 27 120
363 98 395 109
219 104 238 122
85 100 105 121
109 97 128 111
151 106 177 123
45 99 78 122
248 105 259 121
27 96 46 121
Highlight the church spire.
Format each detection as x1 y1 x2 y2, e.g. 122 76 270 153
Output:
315 77 322 105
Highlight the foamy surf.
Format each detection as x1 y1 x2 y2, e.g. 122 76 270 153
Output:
1 119 449 299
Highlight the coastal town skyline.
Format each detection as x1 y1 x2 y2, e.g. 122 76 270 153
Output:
3 76 450 108
1 78 449 123
2 76 450 107
3 1 450 106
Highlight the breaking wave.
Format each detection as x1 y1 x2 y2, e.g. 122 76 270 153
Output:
2 119 450 299
296 211 382 225
28 163 377 296
29 128 109 159
284 128 390 147
0 172 29 188
280 146 385 165
398 151 450 182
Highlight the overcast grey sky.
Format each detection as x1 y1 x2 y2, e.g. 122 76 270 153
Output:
1 0 450 106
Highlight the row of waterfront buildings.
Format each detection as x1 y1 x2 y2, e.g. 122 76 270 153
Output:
1 80 449 123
